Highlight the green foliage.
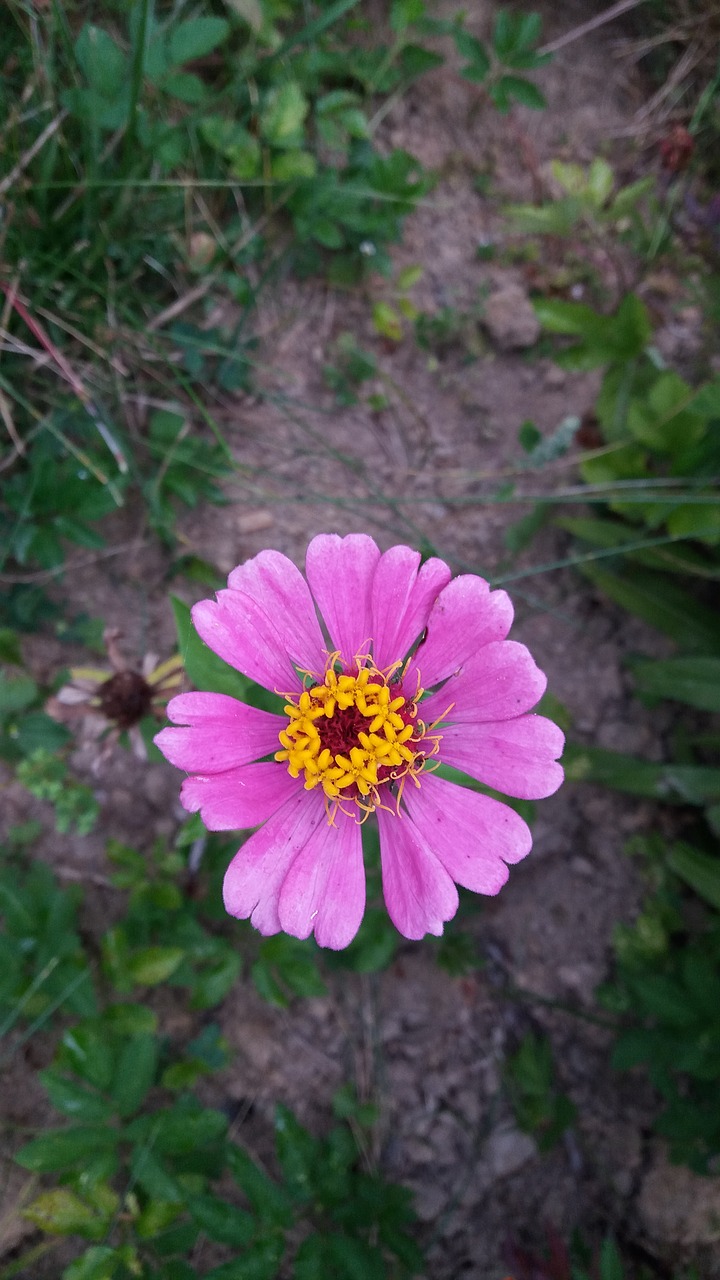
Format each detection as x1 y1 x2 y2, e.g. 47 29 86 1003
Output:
508 158 658 255
455 9 550 113
529 272 720 1176
102 837 242 1010
12 1005 423 1278
504 1033 577 1151
0 854 97 1032
16 749 100 836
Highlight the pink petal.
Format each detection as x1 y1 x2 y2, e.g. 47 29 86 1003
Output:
278 812 365 949
227 550 327 673
155 692 284 773
421 641 547 726
376 806 458 940
180 762 298 829
403 772 532 894
223 788 327 935
192 592 299 693
305 534 381 665
406 576 514 691
370 547 452 670
437 714 565 800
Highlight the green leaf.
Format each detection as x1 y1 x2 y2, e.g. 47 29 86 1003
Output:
455 31 490 82
23 1188 110 1240
40 1071 114 1123
579 565 720 651
62 1246 122 1280
271 150 317 181
168 17 230 65
494 75 546 111
630 657 720 712
15 1126 118 1173
563 744 720 805
295 1232 386 1280
203 1239 285 1280
74 25 127 98
0 671 37 714
59 1025 115 1091
161 72 208 104
130 1148 184 1204
110 1035 159 1117
226 1143 293 1226
171 595 253 701
189 1194 254 1247
586 157 614 207
261 83 308 148
126 946 185 986
0 629 22 665
667 842 720 911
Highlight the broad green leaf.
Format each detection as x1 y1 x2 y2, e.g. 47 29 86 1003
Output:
147 1102 227 1156
226 1143 293 1226
454 31 490 81
74 25 126 98
23 1188 109 1240
608 176 654 218
550 161 586 196
295 1232 386 1280
687 377 720 417
261 83 308 148
15 1126 118 1173
203 1238 285 1280
189 1194 254 1247
110 1034 159 1117
495 75 546 111
40 1071 114 1123
0 670 37 714
667 842 720 911
59 1025 115 1091
630 657 720 711
271 150 317 181
162 72 208 104
126 946 185 986
0 629 22 664
168 17 230 65
587 157 614 207
130 1148 184 1204
62 1246 123 1280
506 199 581 236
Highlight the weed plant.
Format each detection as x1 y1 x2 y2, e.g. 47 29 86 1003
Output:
5 0 720 1275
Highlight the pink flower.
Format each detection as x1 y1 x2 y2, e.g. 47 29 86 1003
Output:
156 535 564 948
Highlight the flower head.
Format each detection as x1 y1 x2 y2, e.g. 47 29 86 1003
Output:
156 535 564 947
51 628 184 766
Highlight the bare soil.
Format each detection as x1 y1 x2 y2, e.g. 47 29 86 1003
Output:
3 2 720 1277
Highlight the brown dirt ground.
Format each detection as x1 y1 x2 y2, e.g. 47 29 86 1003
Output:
3 2 720 1277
